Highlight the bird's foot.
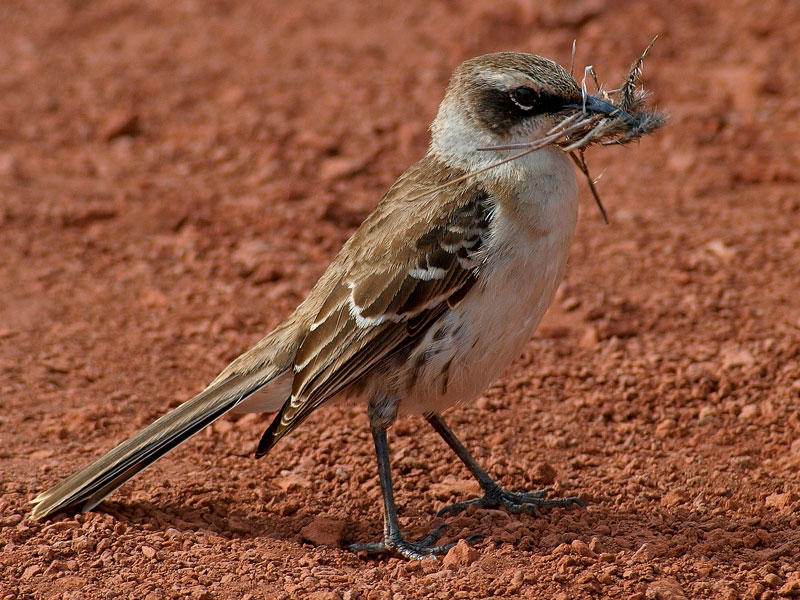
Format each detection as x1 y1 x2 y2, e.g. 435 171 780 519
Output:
437 486 585 518
348 524 482 560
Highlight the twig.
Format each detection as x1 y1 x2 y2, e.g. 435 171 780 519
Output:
620 35 659 112
569 150 608 224
570 39 577 77
403 40 665 208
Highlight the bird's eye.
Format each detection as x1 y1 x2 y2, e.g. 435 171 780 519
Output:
511 86 539 110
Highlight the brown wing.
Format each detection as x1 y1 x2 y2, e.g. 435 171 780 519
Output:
256 163 493 456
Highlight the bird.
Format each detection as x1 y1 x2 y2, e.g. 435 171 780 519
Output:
31 52 636 559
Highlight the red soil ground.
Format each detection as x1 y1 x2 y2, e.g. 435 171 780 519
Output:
2 1 799 598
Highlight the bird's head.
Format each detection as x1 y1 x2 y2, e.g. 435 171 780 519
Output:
430 52 623 171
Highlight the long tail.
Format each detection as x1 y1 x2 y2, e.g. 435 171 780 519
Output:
30 370 275 520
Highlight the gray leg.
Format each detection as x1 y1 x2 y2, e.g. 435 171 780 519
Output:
426 413 585 517
348 423 461 560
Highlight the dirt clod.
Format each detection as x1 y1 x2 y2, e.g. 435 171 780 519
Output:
300 518 347 548
645 577 687 600
443 539 480 569
102 112 141 141
778 574 800 597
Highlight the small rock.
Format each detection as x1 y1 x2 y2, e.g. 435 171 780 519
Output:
141 545 156 559
443 539 479 569
319 156 366 181
139 288 169 308
580 327 598 349
571 539 595 557
697 406 716 424
103 111 141 141
218 86 246 106
534 462 558 485
274 472 312 491
188 586 212 600
778 573 800 597
739 404 760 421
730 455 755 469
588 536 604 554
213 419 234 434
704 239 736 261
715 584 739 600
474 397 490 410
429 476 479 501
232 239 271 277
21 565 41 580
645 577 688 600
43 560 70 576
553 542 572 556
790 438 800 457
764 573 783 588
71 536 95 553
630 542 660 563
661 490 686 507
765 492 797 513
300 517 347 548
667 150 695 174
562 296 581 311
598 566 618 584
744 583 765 599
655 418 677 439
308 591 338 600
543 434 567 449
721 346 755 370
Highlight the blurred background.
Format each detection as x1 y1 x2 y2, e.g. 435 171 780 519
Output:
1 1 799 599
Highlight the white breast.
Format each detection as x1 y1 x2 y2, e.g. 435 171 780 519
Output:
400 148 578 415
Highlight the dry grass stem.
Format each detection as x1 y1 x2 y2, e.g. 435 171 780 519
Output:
408 40 665 208
479 38 666 221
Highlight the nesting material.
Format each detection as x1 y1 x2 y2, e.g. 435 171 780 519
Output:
480 38 666 222
413 40 665 218
567 38 666 221
560 37 666 151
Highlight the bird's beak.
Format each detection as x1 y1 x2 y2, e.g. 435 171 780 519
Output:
564 95 638 126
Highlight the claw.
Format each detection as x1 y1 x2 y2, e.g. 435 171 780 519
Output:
437 487 585 518
437 498 480 517
348 524 458 560
417 523 447 547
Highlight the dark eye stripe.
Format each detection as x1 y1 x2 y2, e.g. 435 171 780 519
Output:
511 86 563 114
472 86 565 135
512 86 538 108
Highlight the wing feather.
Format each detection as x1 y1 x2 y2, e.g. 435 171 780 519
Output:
256 158 494 456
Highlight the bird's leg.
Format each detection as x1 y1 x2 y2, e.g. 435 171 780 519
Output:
426 413 585 517
348 423 462 560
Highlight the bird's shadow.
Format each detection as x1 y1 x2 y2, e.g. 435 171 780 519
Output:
97 498 309 543
91 495 799 568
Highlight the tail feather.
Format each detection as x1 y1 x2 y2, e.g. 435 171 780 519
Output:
30 371 274 520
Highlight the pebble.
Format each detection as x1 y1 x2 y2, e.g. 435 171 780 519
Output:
765 493 797 513
103 111 141 141
443 539 479 569
778 574 800 596
534 462 558 485
645 577 687 600
299 518 347 548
